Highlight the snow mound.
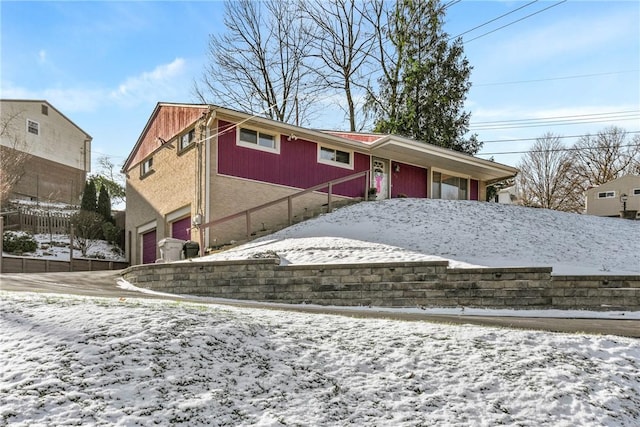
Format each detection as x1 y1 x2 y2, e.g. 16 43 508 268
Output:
200 199 640 275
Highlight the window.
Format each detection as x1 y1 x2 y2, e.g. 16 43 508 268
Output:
597 191 615 199
41 104 48 115
141 157 154 176
633 188 640 196
27 119 39 135
318 145 352 168
432 172 468 200
180 129 195 151
237 127 278 152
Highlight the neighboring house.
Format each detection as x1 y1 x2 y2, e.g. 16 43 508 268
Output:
122 103 518 265
0 99 92 204
495 185 519 205
585 175 640 218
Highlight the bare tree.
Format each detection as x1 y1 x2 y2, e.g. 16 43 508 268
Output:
300 0 375 131
92 155 126 206
0 109 31 209
363 0 404 131
517 133 583 212
572 126 640 190
194 0 318 125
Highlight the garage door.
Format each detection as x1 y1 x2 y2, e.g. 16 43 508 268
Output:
172 216 191 241
142 229 157 264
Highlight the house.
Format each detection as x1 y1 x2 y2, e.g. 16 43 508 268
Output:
585 175 640 218
495 185 519 205
122 103 518 265
0 99 92 205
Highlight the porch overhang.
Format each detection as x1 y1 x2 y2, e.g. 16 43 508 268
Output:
370 136 518 183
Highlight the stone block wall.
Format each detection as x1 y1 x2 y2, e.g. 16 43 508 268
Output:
121 258 640 311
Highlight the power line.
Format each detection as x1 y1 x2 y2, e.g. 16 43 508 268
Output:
471 110 640 126
464 0 567 44
443 0 462 10
478 130 640 144
474 70 640 87
471 115 640 131
449 0 538 41
478 143 640 156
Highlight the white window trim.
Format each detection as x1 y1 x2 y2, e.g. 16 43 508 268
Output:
167 206 191 222
317 144 354 170
597 191 616 199
632 188 640 196
141 157 154 176
179 129 196 151
138 220 157 234
27 119 39 135
236 126 280 154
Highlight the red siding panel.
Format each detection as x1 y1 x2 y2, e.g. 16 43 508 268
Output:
391 162 428 198
470 179 479 201
129 105 209 169
217 121 370 197
142 229 156 264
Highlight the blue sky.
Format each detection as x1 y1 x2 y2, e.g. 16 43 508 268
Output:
1 0 638 173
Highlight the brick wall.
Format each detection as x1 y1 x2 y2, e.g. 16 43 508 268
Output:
121 258 640 311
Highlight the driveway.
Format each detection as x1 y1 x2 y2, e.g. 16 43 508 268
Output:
1 270 639 338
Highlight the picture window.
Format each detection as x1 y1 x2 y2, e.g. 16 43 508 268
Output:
432 172 468 200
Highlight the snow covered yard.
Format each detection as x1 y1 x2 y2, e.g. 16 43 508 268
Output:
2 233 126 262
1 293 639 426
198 199 640 276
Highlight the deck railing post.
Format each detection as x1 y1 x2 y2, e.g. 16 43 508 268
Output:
288 197 293 225
328 183 333 212
246 211 251 239
199 227 205 257
0 216 3 273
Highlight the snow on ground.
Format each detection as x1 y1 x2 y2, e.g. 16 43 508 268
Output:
198 199 640 275
2 232 126 262
2 200 640 425
1 293 639 426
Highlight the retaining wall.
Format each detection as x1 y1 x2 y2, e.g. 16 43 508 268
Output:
121 258 640 311
2 255 128 273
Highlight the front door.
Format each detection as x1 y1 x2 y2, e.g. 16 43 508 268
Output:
372 158 389 199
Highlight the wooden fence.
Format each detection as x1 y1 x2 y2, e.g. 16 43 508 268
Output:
2 208 71 235
1 213 128 273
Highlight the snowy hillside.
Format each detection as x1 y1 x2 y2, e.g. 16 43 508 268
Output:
200 199 640 275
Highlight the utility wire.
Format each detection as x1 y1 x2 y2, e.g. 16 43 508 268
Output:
443 0 462 10
448 0 538 41
478 131 640 144
471 115 640 131
471 110 640 126
464 0 567 43
474 70 640 87
470 112 640 130
478 143 640 156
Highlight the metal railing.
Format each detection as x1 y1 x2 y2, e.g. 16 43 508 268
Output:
197 170 370 253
